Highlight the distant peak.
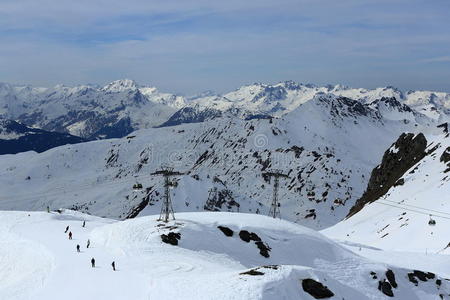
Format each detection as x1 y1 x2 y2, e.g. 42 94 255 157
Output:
102 79 139 92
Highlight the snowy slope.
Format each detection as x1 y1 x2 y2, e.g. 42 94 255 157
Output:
323 133 450 254
0 210 448 300
0 94 441 230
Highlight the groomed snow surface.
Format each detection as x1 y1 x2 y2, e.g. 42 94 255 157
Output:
1 210 448 300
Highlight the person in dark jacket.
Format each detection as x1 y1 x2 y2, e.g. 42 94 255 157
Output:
76 244 80 253
86 239 90 248
91 258 95 268
68 231 72 240
111 261 116 271
65 226 69 233
82 221 86 228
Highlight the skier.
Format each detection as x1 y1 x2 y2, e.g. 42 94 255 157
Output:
82 220 86 228
87 239 90 248
68 231 72 240
91 258 95 268
111 261 116 271
46 206 50 213
76 244 80 253
65 226 69 233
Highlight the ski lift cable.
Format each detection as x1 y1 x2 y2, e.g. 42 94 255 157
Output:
374 201 450 220
381 199 450 216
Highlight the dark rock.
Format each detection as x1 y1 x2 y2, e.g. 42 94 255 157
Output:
125 198 149 219
239 269 265 276
238 230 271 257
249 232 261 242
302 279 334 299
440 147 450 163
378 280 394 297
394 178 404 187
407 270 435 285
348 133 427 218
161 232 181 246
255 241 271 258
385 269 397 288
437 122 448 133
412 270 435 281
262 265 279 270
218 226 234 237
408 273 419 286
239 230 252 243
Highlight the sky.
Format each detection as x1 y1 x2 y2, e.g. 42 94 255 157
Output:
0 0 449 94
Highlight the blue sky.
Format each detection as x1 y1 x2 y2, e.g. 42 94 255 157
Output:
0 0 449 94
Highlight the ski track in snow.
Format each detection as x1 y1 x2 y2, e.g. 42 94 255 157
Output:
1 210 449 300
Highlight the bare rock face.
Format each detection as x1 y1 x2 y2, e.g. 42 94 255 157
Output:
347 133 427 218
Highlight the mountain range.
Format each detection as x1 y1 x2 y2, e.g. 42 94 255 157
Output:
1 79 449 299
1 80 449 141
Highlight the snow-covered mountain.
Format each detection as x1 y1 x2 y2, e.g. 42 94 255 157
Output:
0 93 443 229
1 79 449 299
323 131 450 253
183 82 450 125
1 80 449 142
0 80 184 139
1 210 448 300
0 118 86 154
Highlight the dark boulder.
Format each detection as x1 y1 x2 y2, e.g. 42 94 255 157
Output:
218 226 234 237
255 241 271 258
441 147 450 163
407 270 435 285
378 280 394 297
385 269 398 288
239 230 252 242
302 279 334 299
161 232 181 246
239 230 261 242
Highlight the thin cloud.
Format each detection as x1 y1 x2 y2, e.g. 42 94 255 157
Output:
421 56 450 63
0 0 449 93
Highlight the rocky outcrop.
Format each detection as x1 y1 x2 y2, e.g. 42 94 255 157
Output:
347 133 427 218
238 230 271 258
161 232 181 246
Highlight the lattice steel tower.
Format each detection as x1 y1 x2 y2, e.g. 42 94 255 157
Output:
263 171 289 218
151 167 184 222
